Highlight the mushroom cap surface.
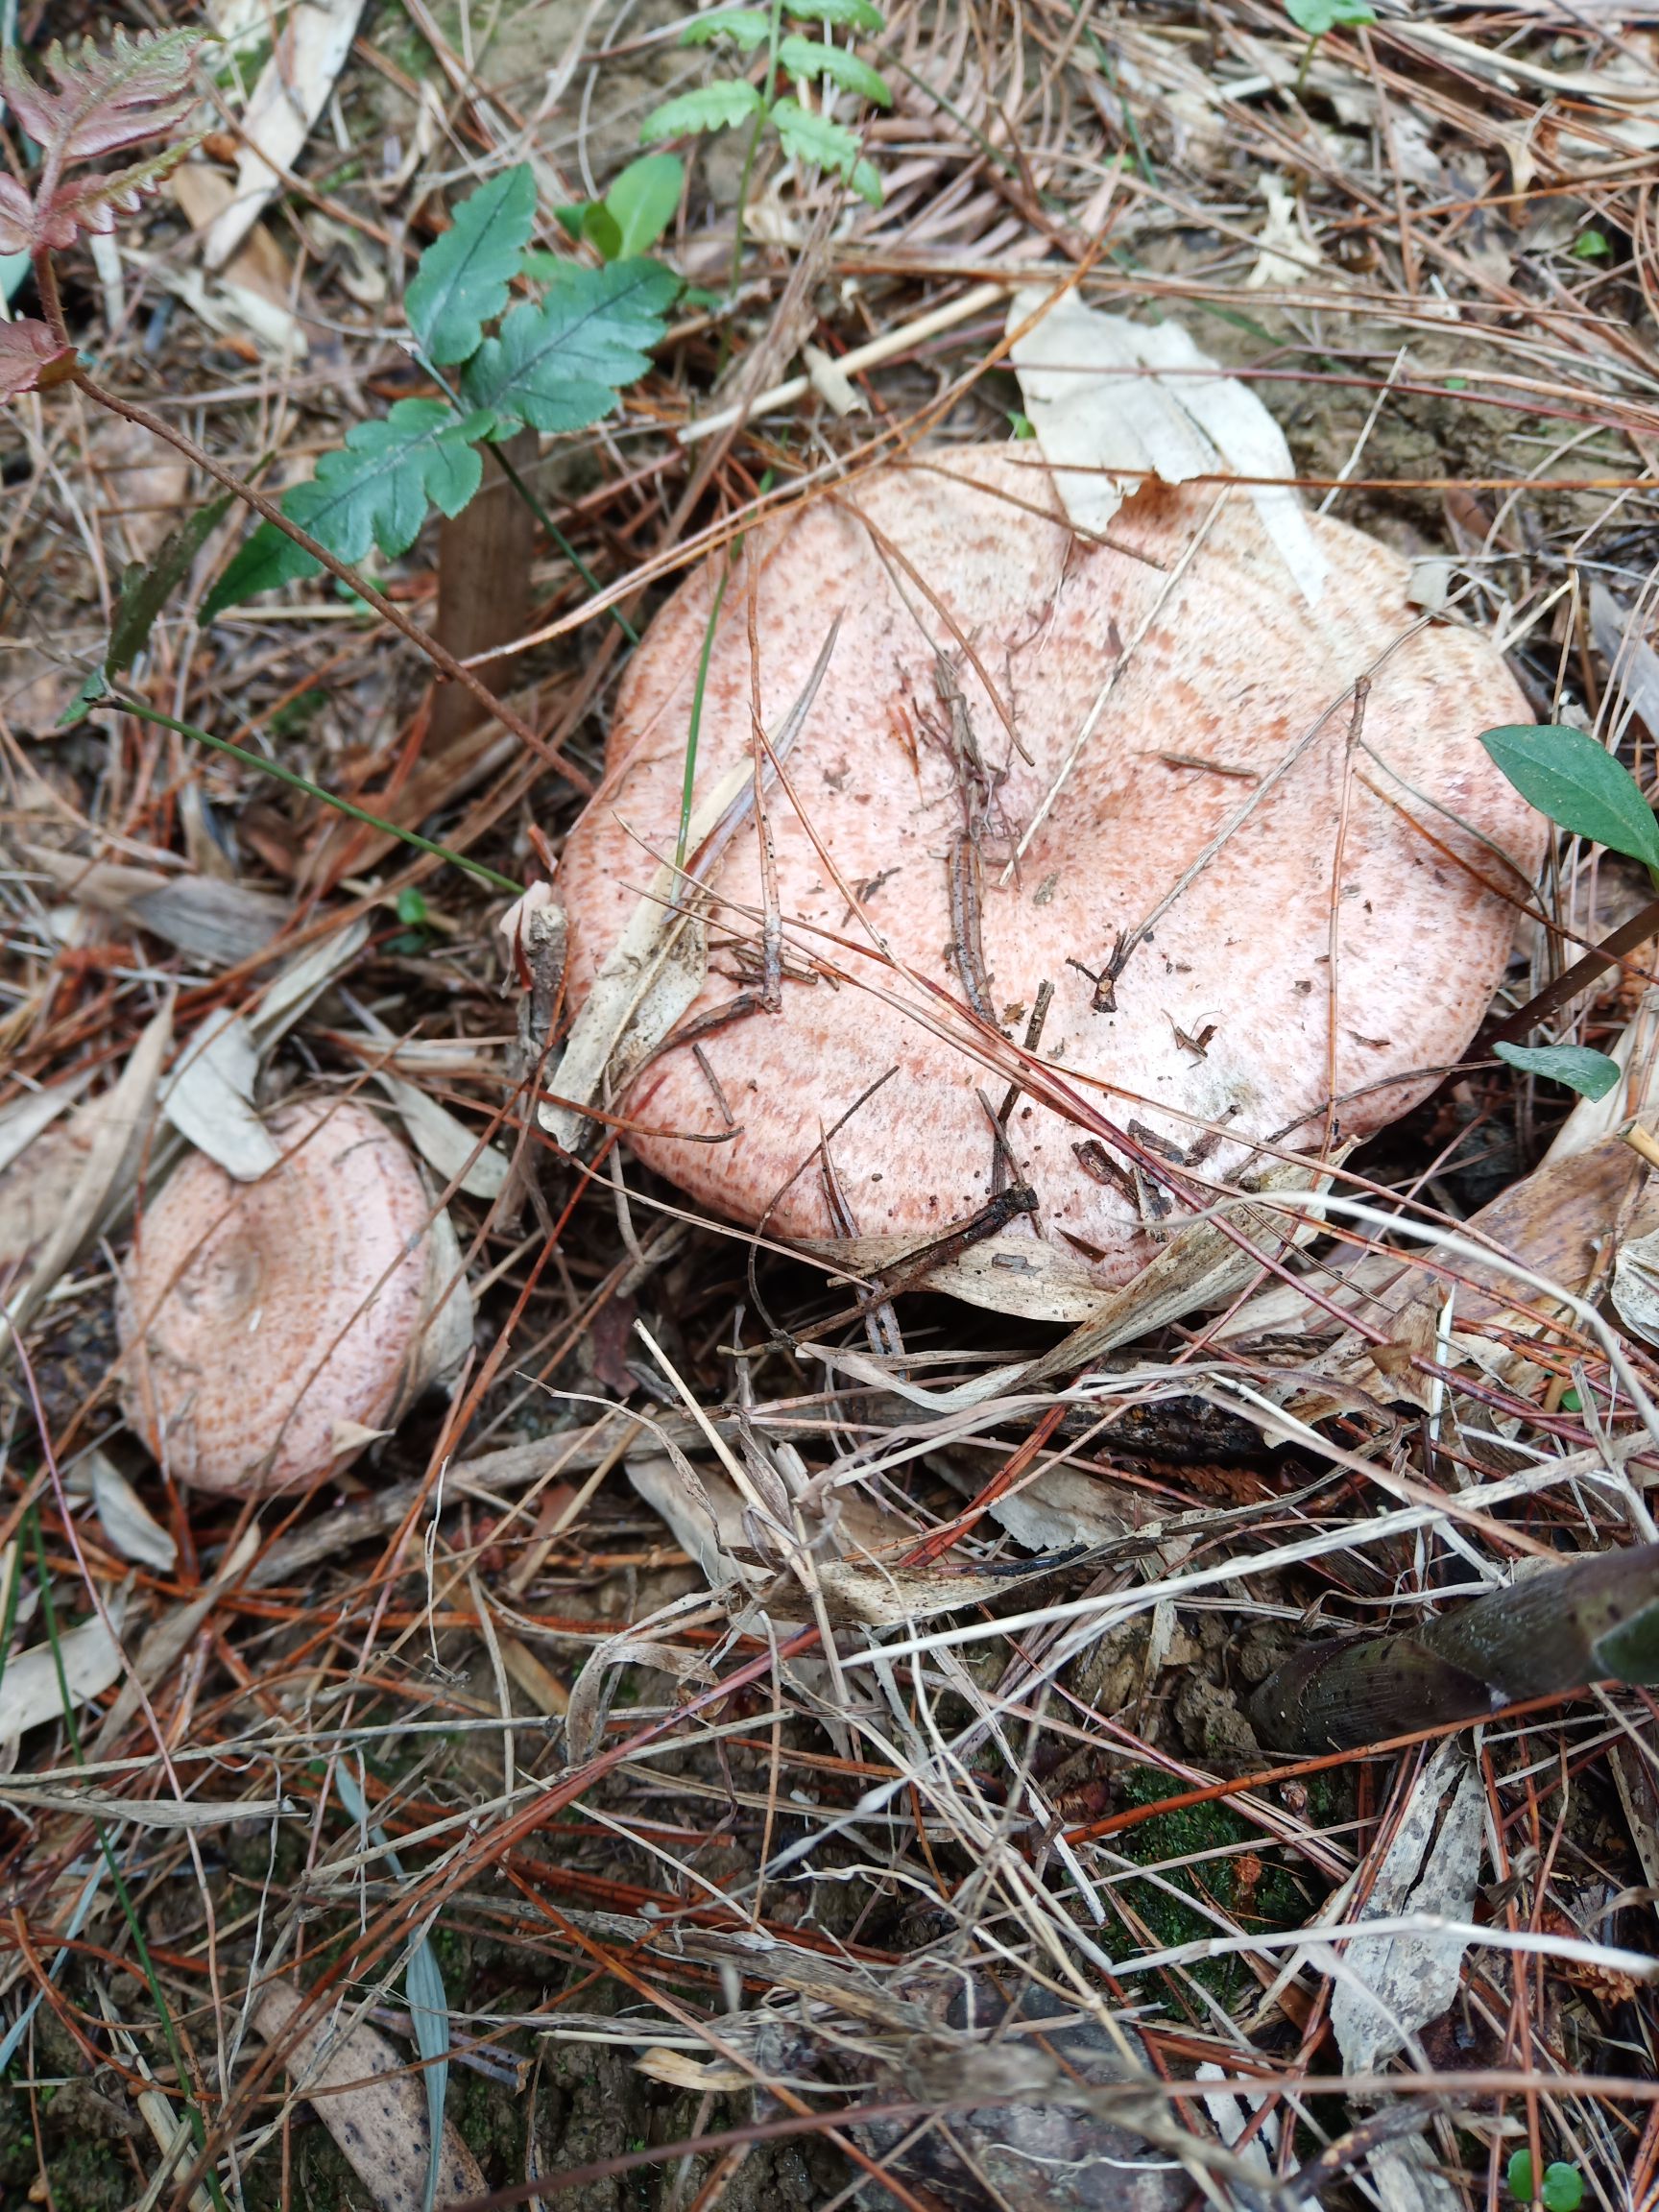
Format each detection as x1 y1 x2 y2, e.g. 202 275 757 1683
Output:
118 1098 465 1495
558 452 1544 1286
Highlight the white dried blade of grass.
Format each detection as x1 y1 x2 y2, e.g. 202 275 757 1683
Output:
250 1982 482 2212
1326 1740 1487 2075
0 1589 128 1749
1007 287 1329 604
0 1777 290 1826
203 0 370 270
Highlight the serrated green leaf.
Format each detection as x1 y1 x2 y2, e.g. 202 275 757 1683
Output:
771 97 881 202
602 154 684 257
204 400 488 615
777 35 891 103
462 258 678 434
1286 0 1375 30
405 163 537 365
1479 723 1659 871
785 0 885 26
641 80 763 142
1493 1041 1623 1100
679 7 772 46
108 493 231 675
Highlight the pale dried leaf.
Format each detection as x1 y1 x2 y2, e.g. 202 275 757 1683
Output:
1613 1226 1659 1348
1 1001 173 1350
636 2048 752 2091
249 1981 484 2212
1009 289 1328 602
0 1068 95 1179
86 1448 178 1571
0 1595 127 1746
373 1070 509 1200
160 1007 279 1180
203 1 368 270
801 1227 1101 1322
1329 1742 1486 2074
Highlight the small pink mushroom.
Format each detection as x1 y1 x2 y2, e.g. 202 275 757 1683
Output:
557 452 1545 1287
117 1098 471 1495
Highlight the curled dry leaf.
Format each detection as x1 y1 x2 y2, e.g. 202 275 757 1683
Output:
117 1098 472 1494
249 1981 484 2212
557 448 1536 1299
0 319 78 401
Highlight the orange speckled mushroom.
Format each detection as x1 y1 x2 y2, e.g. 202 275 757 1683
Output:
117 1099 471 1495
556 450 1545 1288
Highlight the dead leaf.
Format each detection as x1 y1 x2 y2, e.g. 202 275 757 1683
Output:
1009 289 1329 603
0 1593 128 1748
249 1981 484 2212
1328 1741 1485 2074
202 1 368 272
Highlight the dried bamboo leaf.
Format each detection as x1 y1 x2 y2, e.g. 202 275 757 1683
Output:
249 1982 483 2212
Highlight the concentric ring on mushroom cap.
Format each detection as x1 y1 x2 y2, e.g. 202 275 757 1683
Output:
557 451 1545 1288
118 1098 466 1495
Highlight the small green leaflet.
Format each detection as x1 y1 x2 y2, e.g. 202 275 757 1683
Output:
1479 722 1659 873
462 258 679 434
107 493 231 674
556 155 683 262
679 7 771 46
786 0 885 26
204 400 489 614
405 163 537 366
771 97 881 203
777 35 892 104
1286 0 1375 30
641 80 763 142
1493 1041 1622 1100
1506 2153 1585 2212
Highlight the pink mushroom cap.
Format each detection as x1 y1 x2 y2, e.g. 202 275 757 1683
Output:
557 451 1545 1287
118 1098 469 1495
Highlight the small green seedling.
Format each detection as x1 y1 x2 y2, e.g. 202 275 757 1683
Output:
1285 0 1376 91
1479 720 1659 1099
1507 2151 1585 2212
642 0 890 283
1574 228 1611 260
554 154 685 263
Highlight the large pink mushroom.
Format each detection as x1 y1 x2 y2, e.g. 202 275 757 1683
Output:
117 1098 471 1495
555 452 1544 1288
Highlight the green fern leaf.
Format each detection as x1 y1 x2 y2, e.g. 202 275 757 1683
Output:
783 0 885 28
777 36 891 103
461 258 679 433
640 80 763 142
406 163 538 365
204 399 489 614
771 97 881 202
679 8 772 47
